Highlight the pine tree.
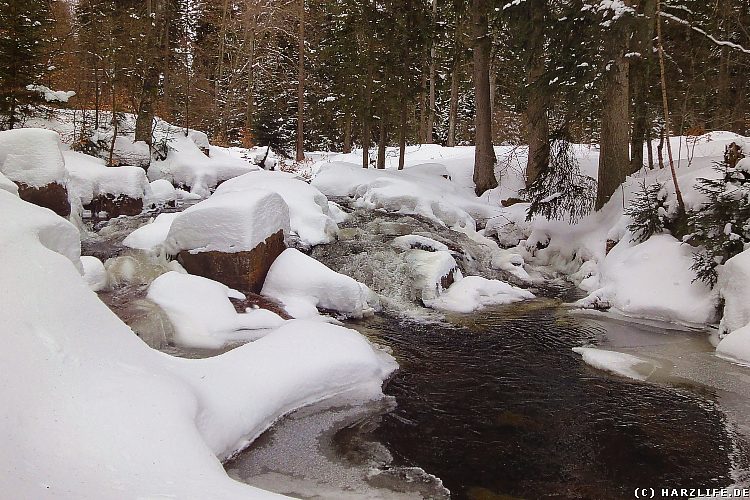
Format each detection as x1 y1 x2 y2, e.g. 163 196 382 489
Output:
624 181 668 243
0 0 52 129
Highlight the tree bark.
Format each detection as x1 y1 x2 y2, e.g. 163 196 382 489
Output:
377 112 387 169
399 101 407 169
295 0 305 162
135 0 163 146
471 0 498 196
343 110 352 154
362 44 374 168
524 0 549 188
426 0 437 144
629 0 656 175
448 53 460 147
595 12 631 211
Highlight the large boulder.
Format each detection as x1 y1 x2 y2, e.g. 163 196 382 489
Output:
86 193 143 218
178 230 286 293
0 128 70 217
165 189 290 293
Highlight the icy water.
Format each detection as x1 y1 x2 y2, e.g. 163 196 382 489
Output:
83 206 746 499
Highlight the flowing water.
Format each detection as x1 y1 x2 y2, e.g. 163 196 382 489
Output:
84 204 750 499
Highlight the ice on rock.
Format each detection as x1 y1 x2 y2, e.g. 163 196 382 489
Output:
0 128 67 187
262 248 379 319
147 271 286 348
425 275 534 313
215 171 339 246
405 249 462 303
164 189 290 255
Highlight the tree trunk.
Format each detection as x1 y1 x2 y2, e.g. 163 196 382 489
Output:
471 0 498 196
448 53 460 147
524 0 549 188
645 121 654 169
377 112 387 169
629 0 656 175
595 18 631 210
426 0 437 144
343 110 352 154
362 47 374 168
295 0 305 162
418 70 428 143
135 0 165 146
399 102 407 170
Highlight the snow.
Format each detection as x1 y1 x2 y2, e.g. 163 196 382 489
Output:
63 150 149 205
717 249 750 336
0 128 67 187
145 178 177 205
147 271 286 348
214 171 338 246
165 190 290 255
425 275 535 313
26 84 76 103
122 212 181 251
0 171 18 196
572 347 651 381
262 248 379 319
0 190 395 499
392 234 450 253
716 324 750 365
148 126 257 197
405 249 462 303
578 234 716 325
80 255 108 291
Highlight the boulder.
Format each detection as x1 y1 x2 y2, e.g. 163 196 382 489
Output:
16 181 71 217
85 193 143 219
178 229 286 293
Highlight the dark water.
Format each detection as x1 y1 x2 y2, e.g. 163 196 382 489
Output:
346 300 736 500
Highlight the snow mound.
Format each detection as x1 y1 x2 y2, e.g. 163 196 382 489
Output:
406 249 462 303
262 248 379 319
716 324 750 365
165 190 290 255
148 271 286 348
215 171 338 246
80 255 108 291
26 84 76 103
148 128 257 197
0 190 395 499
123 212 181 251
572 347 652 381
425 276 534 313
580 234 716 325
0 128 67 187
0 171 18 196
64 150 149 204
145 178 177 206
312 162 501 230
717 249 750 336
392 234 450 252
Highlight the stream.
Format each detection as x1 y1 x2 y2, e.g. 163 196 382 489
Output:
83 203 750 500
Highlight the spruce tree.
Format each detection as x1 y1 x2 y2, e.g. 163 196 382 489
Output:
0 0 51 129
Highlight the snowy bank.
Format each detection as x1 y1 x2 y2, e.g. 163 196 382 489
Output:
0 190 395 499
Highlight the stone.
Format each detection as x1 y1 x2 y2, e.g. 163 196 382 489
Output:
16 181 71 217
85 193 143 219
605 238 618 255
177 230 286 294
228 292 292 320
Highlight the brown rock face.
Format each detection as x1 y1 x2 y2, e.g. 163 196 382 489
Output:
86 194 143 219
229 292 292 319
16 181 71 217
177 230 286 294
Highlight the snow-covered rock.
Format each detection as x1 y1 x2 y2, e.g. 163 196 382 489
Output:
578 234 716 325
146 178 177 206
26 84 76 103
392 234 450 253
425 276 534 313
148 129 256 197
405 249 462 304
717 249 750 336
0 128 67 188
0 189 396 499
572 347 653 381
80 255 108 291
262 248 379 319
147 271 286 348
716 324 750 365
64 150 149 207
215 171 338 246
165 190 290 255
123 212 181 251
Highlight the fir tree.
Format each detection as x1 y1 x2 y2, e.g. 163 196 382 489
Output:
625 181 668 243
0 0 51 129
